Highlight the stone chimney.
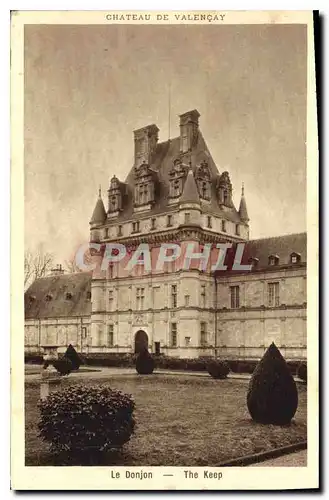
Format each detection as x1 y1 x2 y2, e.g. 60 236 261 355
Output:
179 109 200 153
50 264 64 276
133 124 159 166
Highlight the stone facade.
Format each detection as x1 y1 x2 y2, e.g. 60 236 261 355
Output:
24 110 307 360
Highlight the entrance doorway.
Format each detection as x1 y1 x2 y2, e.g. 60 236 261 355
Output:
134 330 149 354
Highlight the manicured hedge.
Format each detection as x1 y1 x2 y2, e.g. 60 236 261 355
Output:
25 351 306 376
38 384 135 463
297 362 307 382
25 353 44 364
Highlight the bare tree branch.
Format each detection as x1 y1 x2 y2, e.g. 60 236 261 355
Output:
24 247 54 289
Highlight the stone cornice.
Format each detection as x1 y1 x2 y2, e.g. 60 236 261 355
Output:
99 226 246 247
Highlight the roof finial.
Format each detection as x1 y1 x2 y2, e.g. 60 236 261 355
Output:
242 182 245 196
98 185 102 198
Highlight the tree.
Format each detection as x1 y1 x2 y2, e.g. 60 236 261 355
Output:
24 247 54 289
64 249 93 274
64 257 81 274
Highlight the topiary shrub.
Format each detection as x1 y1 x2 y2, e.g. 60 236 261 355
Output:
247 342 298 425
297 362 307 382
64 344 82 370
52 357 73 376
207 360 230 379
136 348 155 375
38 384 135 460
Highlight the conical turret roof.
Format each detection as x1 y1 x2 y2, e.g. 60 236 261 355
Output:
90 187 106 225
239 184 249 222
180 168 200 205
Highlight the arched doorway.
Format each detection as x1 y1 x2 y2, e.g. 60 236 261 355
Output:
134 330 149 354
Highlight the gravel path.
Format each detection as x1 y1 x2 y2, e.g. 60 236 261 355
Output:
250 450 307 467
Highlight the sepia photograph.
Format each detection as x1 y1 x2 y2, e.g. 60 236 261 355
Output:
11 10 318 490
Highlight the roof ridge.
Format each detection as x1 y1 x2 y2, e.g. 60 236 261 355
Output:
249 232 306 243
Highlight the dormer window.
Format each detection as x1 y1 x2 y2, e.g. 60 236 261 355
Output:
134 161 156 208
108 175 123 214
290 252 301 264
248 257 259 269
268 254 279 266
66 292 73 300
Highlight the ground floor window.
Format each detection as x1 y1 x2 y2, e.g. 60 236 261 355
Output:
171 323 177 347
108 324 114 346
200 322 207 346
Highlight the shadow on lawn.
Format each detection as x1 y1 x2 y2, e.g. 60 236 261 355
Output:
25 448 133 467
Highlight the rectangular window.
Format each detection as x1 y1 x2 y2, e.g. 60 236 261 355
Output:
167 215 173 227
235 224 240 236
132 221 140 233
151 218 156 230
108 325 114 346
184 294 190 306
117 225 122 237
171 284 177 308
201 284 206 308
104 228 109 238
109 263 114 279
268 282 280 307
184 212 190 224
200 322 207 346
109 289 114 310
184 336 191 346
207 216 212 228
230 286 240 309
222 220 226 232
171 323 177 347
136 287 145 310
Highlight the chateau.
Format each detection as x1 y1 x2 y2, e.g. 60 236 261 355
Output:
25 110 307 360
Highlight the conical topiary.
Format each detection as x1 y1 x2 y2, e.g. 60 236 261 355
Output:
135 348 155 375
247 342 298 425
64 344 82 371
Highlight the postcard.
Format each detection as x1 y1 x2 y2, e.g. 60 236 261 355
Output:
11 10 318 490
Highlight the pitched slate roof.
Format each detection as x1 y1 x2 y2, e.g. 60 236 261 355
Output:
245 232 307 268
238 186 249 222
25 272 92 319
180 168 200 204
90 194 106 225
112 130 242 223
214 232 307 276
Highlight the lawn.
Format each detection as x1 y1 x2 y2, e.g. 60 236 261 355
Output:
25 373 307 466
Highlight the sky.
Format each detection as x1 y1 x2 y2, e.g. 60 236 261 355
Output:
24 23 307 265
